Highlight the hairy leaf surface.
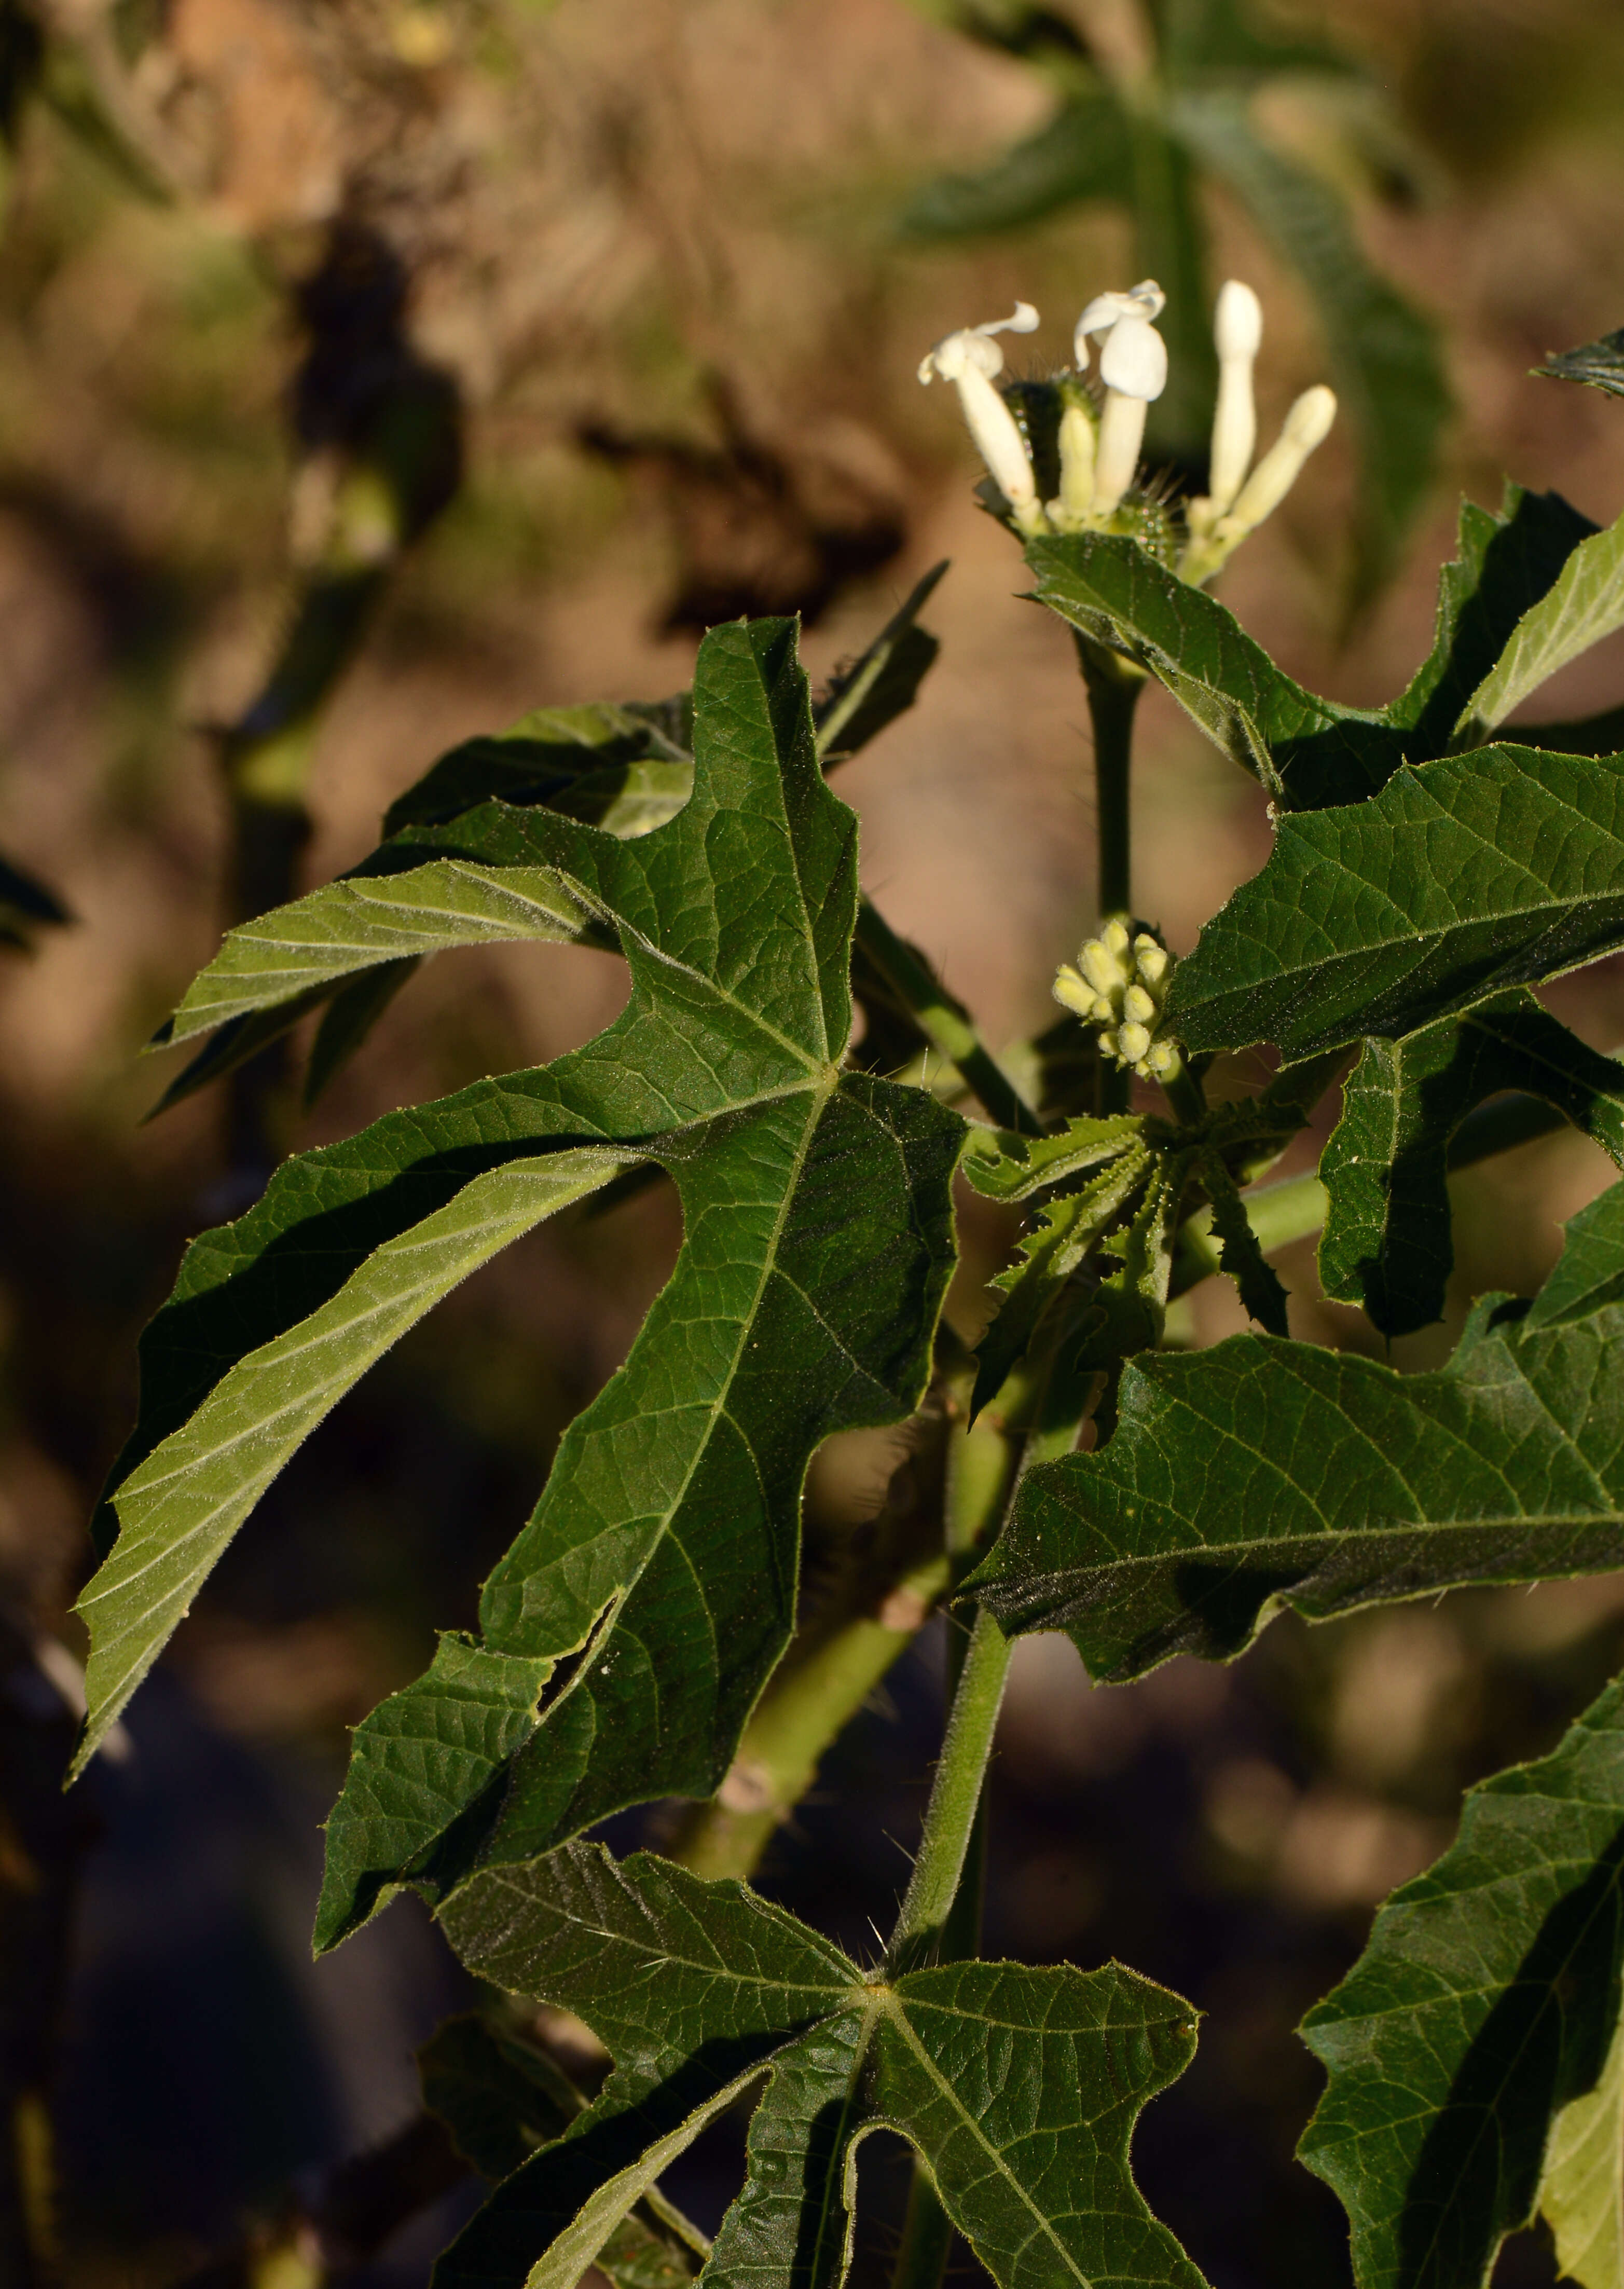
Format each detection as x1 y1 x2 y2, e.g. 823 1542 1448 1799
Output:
75 623 964 1955
1319 993 1624 1335
1299 1674 1624 2289
971 1182 1624 1678
434 1843 1208 2289
1168 745 1624 1058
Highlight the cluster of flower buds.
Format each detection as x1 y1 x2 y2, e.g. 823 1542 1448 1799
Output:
918 277 1336 583
1052 920 1181 1082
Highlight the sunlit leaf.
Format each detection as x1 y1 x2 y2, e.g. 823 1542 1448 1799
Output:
1455 502 1624 746
1168 745 1624 1059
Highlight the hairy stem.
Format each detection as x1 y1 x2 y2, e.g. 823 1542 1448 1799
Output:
885 1605 1012 1977
671 1366 1021 1884
858 898 1041 1134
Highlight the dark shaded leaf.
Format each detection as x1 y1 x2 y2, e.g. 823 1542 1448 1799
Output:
970 1180 1624 1678
1537 327 1624 402
1319 993 1624 1335
1299 1673 1624 2289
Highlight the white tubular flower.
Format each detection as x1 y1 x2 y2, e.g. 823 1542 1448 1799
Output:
1224 385 1338 536
1074 280 1166 517
1052 396 1097 527
919 303 1044 533
1208 280 1262 516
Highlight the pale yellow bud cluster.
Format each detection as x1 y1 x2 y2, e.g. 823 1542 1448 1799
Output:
1052 920 1180 1080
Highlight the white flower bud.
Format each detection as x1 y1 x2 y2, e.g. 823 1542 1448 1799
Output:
1209 280 1262 516
1122 983 1157 1026
1144 1038 1180 1079
1100 918 1132 960
1054 401 1096 524
1223 386 1338 535
1133 937 1169 988
1093 390 1148 516
1097 1029 1119 1060
1118 1020 1152 1064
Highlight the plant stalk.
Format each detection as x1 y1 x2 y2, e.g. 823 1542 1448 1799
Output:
857 898 1041 1134
1074 638 1146 1117
884 1605 1012 1978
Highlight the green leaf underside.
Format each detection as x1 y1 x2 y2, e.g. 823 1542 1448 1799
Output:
1456 502 1624 745
1541 2004 1624 2289
1026 488 1593 814
973 1149 1154 1416
419 2012 704 2289
1168 744 1624 1060
969 1180 1624 1680
74 1144 641 1776
163 862 605 1043
1538 327 1624 402
1298 1673 1624 2289
1319 993 1624 1336
151 575 945 1108
434 1842 1207 2289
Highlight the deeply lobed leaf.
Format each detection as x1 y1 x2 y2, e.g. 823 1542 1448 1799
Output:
74 621 964 1960
971 1180 1624 1678
1168 744 1624 1060
434 1843 1209 2289
1299 1672 1624 2289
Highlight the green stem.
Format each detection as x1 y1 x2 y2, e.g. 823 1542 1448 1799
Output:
1076 640 1145 924
1167 1074 1606 1299
1073 639 1145 1117
885 1606 1012 1977
857 898 1041 1134
670 1365 1018 1886
666 1542 951 1882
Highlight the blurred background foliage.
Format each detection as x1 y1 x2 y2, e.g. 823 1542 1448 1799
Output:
4 0 1624 2281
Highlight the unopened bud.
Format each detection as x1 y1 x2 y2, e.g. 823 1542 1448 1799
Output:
1079 940 1125 996
1053 401 1097 525
1144 1038 1181 1079
1209 280 1262 516
1100 918 1132 959
1122 982 1157 1026
1051 964 1093 1019
1224 386 1337 535
1134 937 1169 988
1118 1020 1152 1065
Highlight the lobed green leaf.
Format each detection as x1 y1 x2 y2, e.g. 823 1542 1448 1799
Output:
1299 1673 1624 2289
434 1843 1209 2289
1168 744 1624 1059
971 1180 1624 1678
1454 502 1624 747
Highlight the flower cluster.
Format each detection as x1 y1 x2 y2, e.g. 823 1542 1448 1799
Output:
1052 921 1180 1081
918 277 1336 584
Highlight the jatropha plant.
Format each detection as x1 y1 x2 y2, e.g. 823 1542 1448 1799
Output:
68 272 1624 2287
